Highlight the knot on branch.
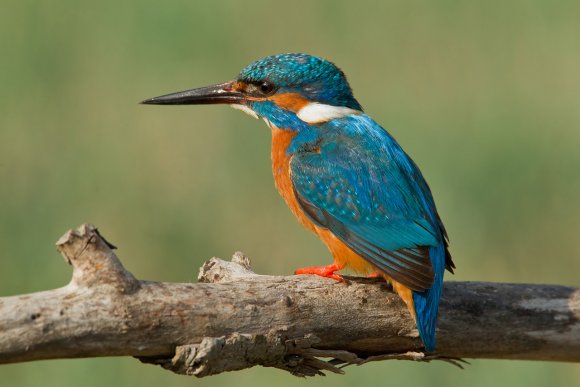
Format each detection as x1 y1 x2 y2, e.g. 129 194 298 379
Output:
56 224 139 293
198 251 257 283
156 334 286 377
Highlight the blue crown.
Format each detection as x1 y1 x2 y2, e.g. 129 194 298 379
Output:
238 53 362 111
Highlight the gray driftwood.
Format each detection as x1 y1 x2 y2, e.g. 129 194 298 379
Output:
0 224 578 377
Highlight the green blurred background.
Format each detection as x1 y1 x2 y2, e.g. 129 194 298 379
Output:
1 1 579 386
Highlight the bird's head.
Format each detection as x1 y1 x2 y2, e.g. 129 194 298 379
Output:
142 53 363 129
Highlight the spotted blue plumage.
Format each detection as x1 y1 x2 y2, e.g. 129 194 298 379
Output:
288 114 453 351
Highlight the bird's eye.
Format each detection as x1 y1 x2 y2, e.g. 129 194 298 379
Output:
259 81 275 95
243 80 277 97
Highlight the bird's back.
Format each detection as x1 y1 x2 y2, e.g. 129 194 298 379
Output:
282 114 453 350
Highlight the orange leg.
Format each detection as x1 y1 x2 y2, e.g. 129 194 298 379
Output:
294 263 345 282
367 272 382 278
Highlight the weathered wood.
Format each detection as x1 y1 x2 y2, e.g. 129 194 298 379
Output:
0 224 578 377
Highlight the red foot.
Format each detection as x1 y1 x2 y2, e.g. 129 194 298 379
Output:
294 263 345 282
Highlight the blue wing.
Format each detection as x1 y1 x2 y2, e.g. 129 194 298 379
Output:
290 115 451 291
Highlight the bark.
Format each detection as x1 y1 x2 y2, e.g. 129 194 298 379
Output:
0 224 578 377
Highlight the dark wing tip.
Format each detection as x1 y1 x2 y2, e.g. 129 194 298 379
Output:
345 232 435 291
381 247 435 291
443 238 455 274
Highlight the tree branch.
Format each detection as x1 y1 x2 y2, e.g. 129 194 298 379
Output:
0 224 578 377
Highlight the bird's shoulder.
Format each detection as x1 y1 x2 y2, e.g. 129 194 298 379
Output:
290 114 429 215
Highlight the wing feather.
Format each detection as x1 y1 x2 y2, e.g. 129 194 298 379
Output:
290 115 449 291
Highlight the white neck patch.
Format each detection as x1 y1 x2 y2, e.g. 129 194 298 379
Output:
296 102 360 124
231 102 360 126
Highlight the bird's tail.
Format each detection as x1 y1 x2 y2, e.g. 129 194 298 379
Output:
412 243 446 352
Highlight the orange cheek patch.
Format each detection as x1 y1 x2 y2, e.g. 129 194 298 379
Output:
269 92 309 112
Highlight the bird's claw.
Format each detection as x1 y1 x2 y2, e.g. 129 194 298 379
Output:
294 263 347 283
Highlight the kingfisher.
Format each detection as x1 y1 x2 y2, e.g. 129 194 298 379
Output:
142 53 454 352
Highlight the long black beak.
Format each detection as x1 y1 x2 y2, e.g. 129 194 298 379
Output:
141 81 244 105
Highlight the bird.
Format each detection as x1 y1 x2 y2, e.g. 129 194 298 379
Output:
142 53 454 352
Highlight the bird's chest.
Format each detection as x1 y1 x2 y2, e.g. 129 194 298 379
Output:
271 128 317 233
